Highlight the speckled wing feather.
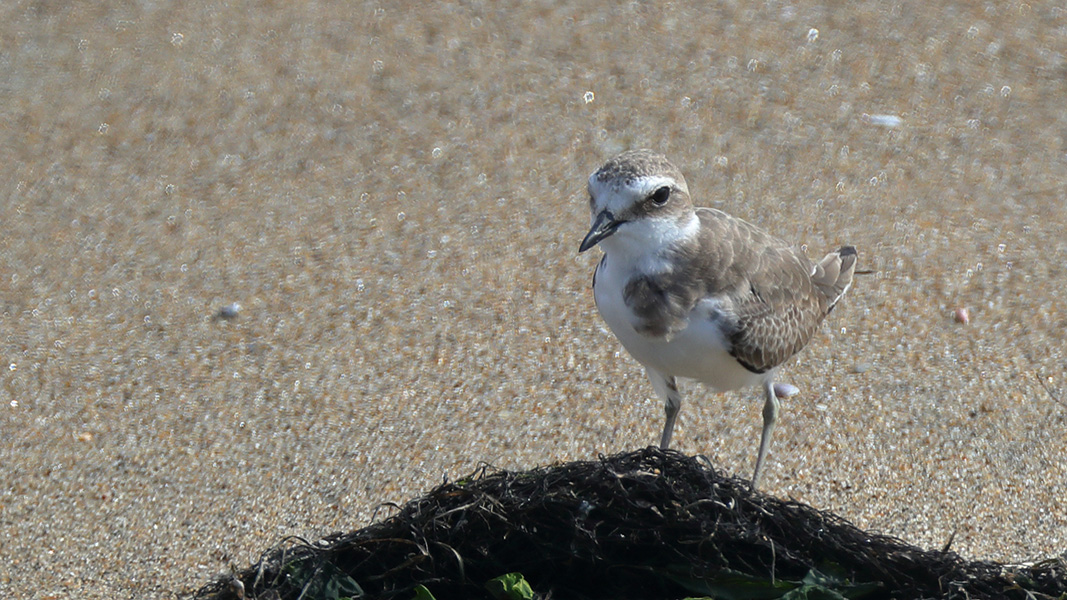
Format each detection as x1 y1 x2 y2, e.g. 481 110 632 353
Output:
689 209 830 374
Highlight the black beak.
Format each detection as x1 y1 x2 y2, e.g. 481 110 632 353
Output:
579 210 622 253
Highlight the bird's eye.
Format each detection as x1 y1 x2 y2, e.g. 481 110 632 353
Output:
650 186 671 206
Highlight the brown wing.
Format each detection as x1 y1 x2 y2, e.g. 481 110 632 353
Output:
690 209 830 374
726 247 825 373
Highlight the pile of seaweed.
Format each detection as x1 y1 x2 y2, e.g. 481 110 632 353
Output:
198 447 1066 599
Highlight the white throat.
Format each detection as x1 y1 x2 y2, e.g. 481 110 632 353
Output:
600 212 699 275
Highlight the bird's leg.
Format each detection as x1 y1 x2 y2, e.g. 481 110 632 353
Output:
660 385 682 449
647 369 682 449
752 379 781 489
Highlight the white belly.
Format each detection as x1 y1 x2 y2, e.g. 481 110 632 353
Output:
593 261 765 392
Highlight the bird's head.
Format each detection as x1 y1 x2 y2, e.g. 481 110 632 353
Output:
579 149 698 255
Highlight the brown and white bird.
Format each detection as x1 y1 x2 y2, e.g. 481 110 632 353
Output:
579 149 856 488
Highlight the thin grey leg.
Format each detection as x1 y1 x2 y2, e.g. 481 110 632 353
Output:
647 369 682 449
752 379 780 489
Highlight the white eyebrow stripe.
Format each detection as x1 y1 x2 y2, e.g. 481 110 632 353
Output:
588 171 684 220
630 175 678 196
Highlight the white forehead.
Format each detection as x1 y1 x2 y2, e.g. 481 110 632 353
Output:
588 173 679 214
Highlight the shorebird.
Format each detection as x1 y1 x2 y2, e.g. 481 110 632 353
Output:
579 149 856 488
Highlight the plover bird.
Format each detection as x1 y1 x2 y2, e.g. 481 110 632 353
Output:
579 149 856 488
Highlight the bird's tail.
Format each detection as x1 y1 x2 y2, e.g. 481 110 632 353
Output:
812 246 857 312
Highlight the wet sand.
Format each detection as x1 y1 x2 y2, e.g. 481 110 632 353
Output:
1 1 1065 597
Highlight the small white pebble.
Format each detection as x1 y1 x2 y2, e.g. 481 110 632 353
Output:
864 114 903 128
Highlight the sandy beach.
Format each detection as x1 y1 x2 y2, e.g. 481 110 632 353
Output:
1 1 1065 597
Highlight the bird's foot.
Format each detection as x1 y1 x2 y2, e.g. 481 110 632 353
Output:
773 383 799 399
